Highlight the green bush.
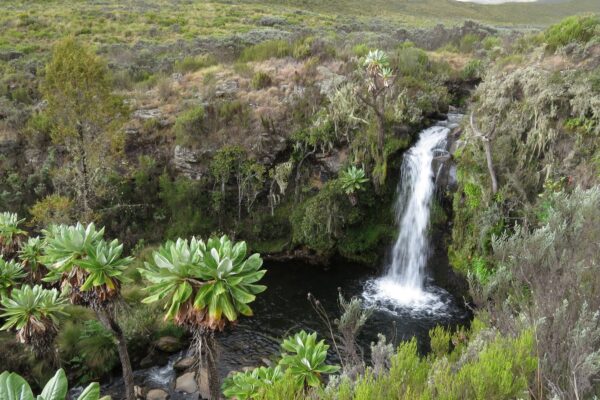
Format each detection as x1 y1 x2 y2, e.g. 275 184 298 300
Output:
459 33 480 53
251 71 273 89
482 36 502 51
461 59 483 80
544 15 600 52
239 40 292 62
58 320 118 382
158 172 210 238
174 106 205 146
174 54 217 73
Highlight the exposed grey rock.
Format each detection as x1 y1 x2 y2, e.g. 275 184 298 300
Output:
134 108 162 120
173 145 212 180
317 148 348 174
261 358 273 366
175 372 197 394
135 385 144 399
252 134 288 165
214 80 239 97
146 389 169 400
258 16 288 27
315 66 345 95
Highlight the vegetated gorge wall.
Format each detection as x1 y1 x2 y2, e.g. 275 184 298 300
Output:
0 21 491 298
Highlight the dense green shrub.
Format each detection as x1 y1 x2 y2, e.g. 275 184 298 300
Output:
174 54 217 73
158 173 211 238
291 181 345 254
544 15 600 51
459 33 480 53
239 40 292 62
174 106 205 146
251 71 272 89
461 59 483 80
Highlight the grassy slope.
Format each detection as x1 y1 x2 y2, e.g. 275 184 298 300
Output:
1 0 599 54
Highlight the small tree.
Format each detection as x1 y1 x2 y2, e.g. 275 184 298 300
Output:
0 285 67 360
139 235 266 399
42 223 136 400
0 212 27 259
42 38 126 220
356 50 396 186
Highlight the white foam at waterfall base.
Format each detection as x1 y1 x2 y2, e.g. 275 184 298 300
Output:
363 277 452 316
363 115 461 316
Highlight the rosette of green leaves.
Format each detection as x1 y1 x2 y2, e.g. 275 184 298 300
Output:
42 223 104 279
0 212 26 242
77 239 133 292
222 366 283 399
339 166 369 195
0 285 68 342
0 258 26 298
139 235 266 330
279 331 340 388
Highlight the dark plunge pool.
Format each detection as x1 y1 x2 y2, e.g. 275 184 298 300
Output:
87 260 470 399
216 260 470 373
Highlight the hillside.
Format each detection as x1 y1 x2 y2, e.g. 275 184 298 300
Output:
0 2 600 399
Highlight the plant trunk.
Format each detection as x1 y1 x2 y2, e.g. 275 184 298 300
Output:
482 138 498 195
96 308 135 400
205 333 221 400
193 329 221 399
77 123 92 220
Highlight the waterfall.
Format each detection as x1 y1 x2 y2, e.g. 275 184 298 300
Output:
364 115 460 312
387 125 448 287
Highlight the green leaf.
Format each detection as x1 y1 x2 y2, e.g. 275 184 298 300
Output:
0 372 34 400
76 382 100 400
220 295 237 322
40 369 67 400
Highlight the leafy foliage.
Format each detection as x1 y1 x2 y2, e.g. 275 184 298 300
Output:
0 285 67 353
139 235 266 331
0 258 26 298
42 223 132 307
279 331 340 388
339 166 369 195
0 368 103 400
18 237 46 283
0 212 26 257
222 366 284 399
544 15 600 52
482 187 600 399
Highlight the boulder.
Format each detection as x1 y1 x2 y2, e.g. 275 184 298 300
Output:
146 389 169 400
155 336 182 353
175 372 197 394
134 108 162 120
173 356 195 373
215 80 239 97
172 145 212 180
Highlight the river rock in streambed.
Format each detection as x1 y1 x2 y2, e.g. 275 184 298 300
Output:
173 357 195 373
146 388 169 400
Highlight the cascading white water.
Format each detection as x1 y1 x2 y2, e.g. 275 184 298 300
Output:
364 116 460 312
387 125 448 287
